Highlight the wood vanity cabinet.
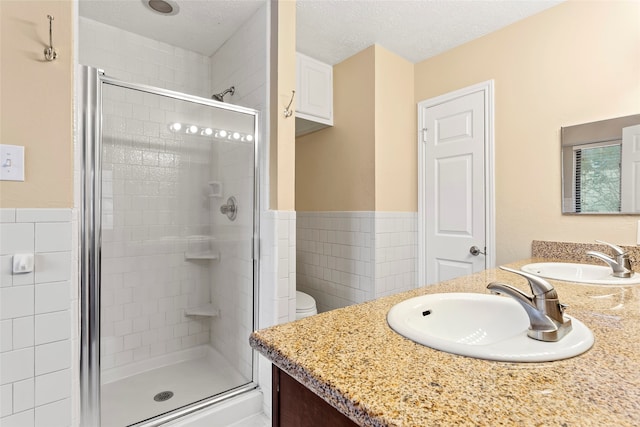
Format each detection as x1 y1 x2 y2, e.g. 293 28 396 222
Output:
272 365 358 427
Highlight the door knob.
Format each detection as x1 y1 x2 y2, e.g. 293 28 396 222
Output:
469 246 486 256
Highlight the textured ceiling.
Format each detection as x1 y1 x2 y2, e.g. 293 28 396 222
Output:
79 0 265 57
79 0 562 64
296 0 562 65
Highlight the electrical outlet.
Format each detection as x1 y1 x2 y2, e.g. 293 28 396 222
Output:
0 144 25 181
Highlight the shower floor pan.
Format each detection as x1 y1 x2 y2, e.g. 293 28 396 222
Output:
101 346 248 427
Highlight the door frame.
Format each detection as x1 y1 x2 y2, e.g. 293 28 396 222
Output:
417 80 496 285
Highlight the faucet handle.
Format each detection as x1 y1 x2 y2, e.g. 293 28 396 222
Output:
499 266 556 297
595 240 627 256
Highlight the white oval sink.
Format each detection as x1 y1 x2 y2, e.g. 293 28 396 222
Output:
521 262 640 285
387 293 593 362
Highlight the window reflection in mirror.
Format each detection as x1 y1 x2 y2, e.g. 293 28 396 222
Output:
562 114 640 214
574 143 621 213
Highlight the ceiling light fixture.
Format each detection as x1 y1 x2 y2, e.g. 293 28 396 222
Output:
143 0 179 16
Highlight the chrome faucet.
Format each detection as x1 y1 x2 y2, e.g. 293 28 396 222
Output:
586 240 633 278
487 266 572 342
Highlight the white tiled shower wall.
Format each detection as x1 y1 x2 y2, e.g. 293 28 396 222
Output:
297 212 417 313
79 5 287 421
0 209 73 427
210 4 268 112
79 7 270 377
209 140 256 379
208 4 269 376
88 36 218 371
79 18 212 98
99 104 215 372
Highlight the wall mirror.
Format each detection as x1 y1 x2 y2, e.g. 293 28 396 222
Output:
562 114 640 214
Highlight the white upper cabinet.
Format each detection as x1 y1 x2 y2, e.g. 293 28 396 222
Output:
296 52 333 136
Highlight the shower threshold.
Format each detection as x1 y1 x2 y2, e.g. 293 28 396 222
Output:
101 345 248 427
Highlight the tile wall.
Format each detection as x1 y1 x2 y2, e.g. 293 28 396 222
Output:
208 139 256 380
373 212 419 299
260 211 297 327
84 27 218 370
79 18 211 98
209 4 268 112
80 8 279 422
296 212 375 312
208 3 269 379
99 93 215 371
79 15 265 377
0 209 73 427
297 212 417 312
257 210 296 419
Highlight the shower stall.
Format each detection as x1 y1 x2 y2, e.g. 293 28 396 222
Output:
79 66 259 426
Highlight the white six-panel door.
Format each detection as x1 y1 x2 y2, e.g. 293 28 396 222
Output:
418 82 495 285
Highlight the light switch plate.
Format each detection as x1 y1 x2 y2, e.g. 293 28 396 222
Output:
0 144 25 181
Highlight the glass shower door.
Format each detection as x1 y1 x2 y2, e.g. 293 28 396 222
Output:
82 68 258 426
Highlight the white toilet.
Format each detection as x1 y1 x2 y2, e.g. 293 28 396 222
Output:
295 291 318 320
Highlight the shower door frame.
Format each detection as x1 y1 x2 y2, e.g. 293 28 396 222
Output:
79 66 261 426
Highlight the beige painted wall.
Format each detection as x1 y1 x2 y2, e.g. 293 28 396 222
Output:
269 0 296 211
374 46 416 211
296 46 376 211
415 0 640 264
0 1 74 208
296 45 415 212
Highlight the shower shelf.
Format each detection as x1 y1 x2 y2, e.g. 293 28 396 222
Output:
185 304 220 317
208 181 223 198
184 251 220 260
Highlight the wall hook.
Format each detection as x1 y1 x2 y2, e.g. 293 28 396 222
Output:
44 15 57 61
283 90 295 118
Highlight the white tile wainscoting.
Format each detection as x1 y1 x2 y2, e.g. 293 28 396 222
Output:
0 208 74 427
257 210 297 420
374 212 419 298
0 205 415 427
0 205 296 427
296 211 417 313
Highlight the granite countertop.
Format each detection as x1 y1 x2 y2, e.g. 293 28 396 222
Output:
250 258 640 426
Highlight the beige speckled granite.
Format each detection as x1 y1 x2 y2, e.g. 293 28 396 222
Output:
532 240 640 265
250 259 640 426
